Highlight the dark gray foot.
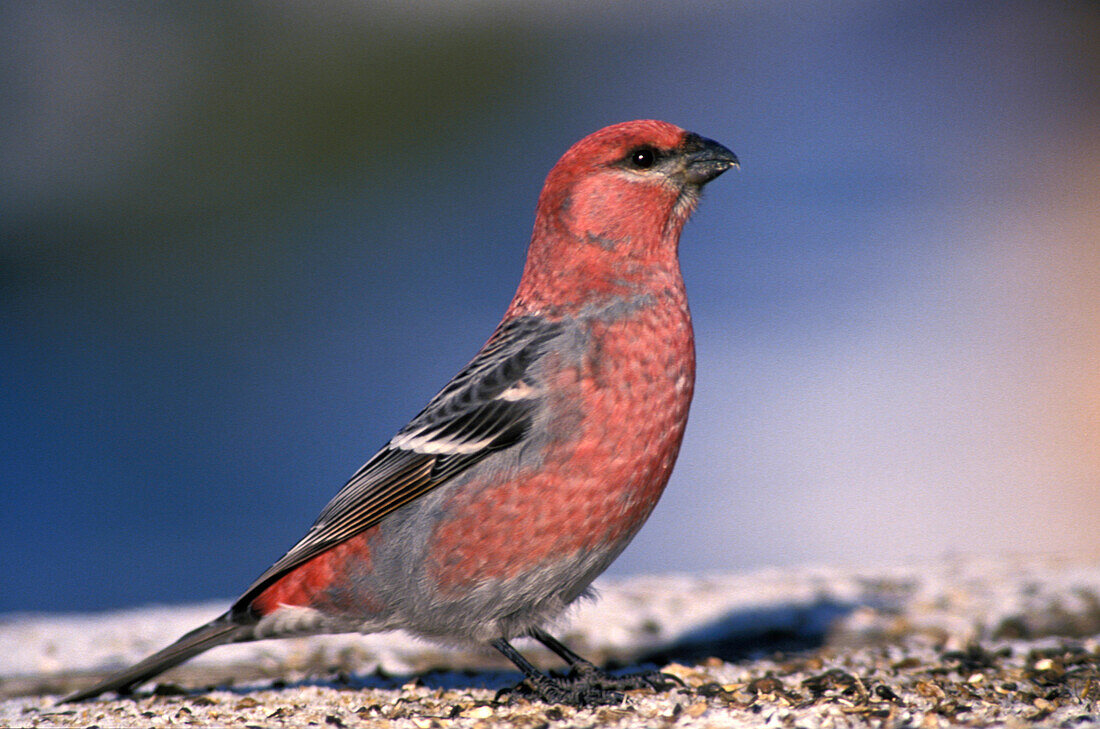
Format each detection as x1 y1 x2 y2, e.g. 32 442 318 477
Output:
495 665 682 706
567 662 684 692
495 673 625 707
491 633 682 707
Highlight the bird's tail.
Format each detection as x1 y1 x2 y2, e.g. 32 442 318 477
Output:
62 614 247 702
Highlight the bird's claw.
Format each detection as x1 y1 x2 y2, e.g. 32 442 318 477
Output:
568 663 684 692
496 674 625 707
495 666 681 707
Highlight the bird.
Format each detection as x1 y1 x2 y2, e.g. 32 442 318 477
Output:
63 119 738 707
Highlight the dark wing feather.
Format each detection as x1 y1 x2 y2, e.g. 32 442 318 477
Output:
233 316 562 614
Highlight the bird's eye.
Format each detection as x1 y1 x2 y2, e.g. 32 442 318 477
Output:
628 147 657 170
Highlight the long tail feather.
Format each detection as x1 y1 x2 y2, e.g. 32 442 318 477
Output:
62 615 245 702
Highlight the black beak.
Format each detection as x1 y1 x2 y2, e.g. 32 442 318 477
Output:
681 133 739 186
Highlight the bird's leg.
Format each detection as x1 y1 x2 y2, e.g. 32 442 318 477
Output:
491 638 624 707
527 626 683 692
527 626 597 670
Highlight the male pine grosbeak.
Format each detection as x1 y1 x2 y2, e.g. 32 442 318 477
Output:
65 119 738 706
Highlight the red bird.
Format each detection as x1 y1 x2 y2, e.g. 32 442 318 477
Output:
65 120 738 706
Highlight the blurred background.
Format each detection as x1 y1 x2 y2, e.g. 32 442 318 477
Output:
3 1 1098 615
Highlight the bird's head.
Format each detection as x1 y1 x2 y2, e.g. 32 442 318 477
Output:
513 120 737 314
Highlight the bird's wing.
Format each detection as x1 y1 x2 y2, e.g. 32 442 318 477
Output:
234 316 563 613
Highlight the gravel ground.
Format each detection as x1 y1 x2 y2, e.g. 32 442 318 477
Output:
3 555 1100 728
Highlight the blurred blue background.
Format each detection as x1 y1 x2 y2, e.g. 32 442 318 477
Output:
3 2 1098 614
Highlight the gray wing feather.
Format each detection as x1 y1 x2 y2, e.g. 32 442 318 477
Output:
233 316 562 613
